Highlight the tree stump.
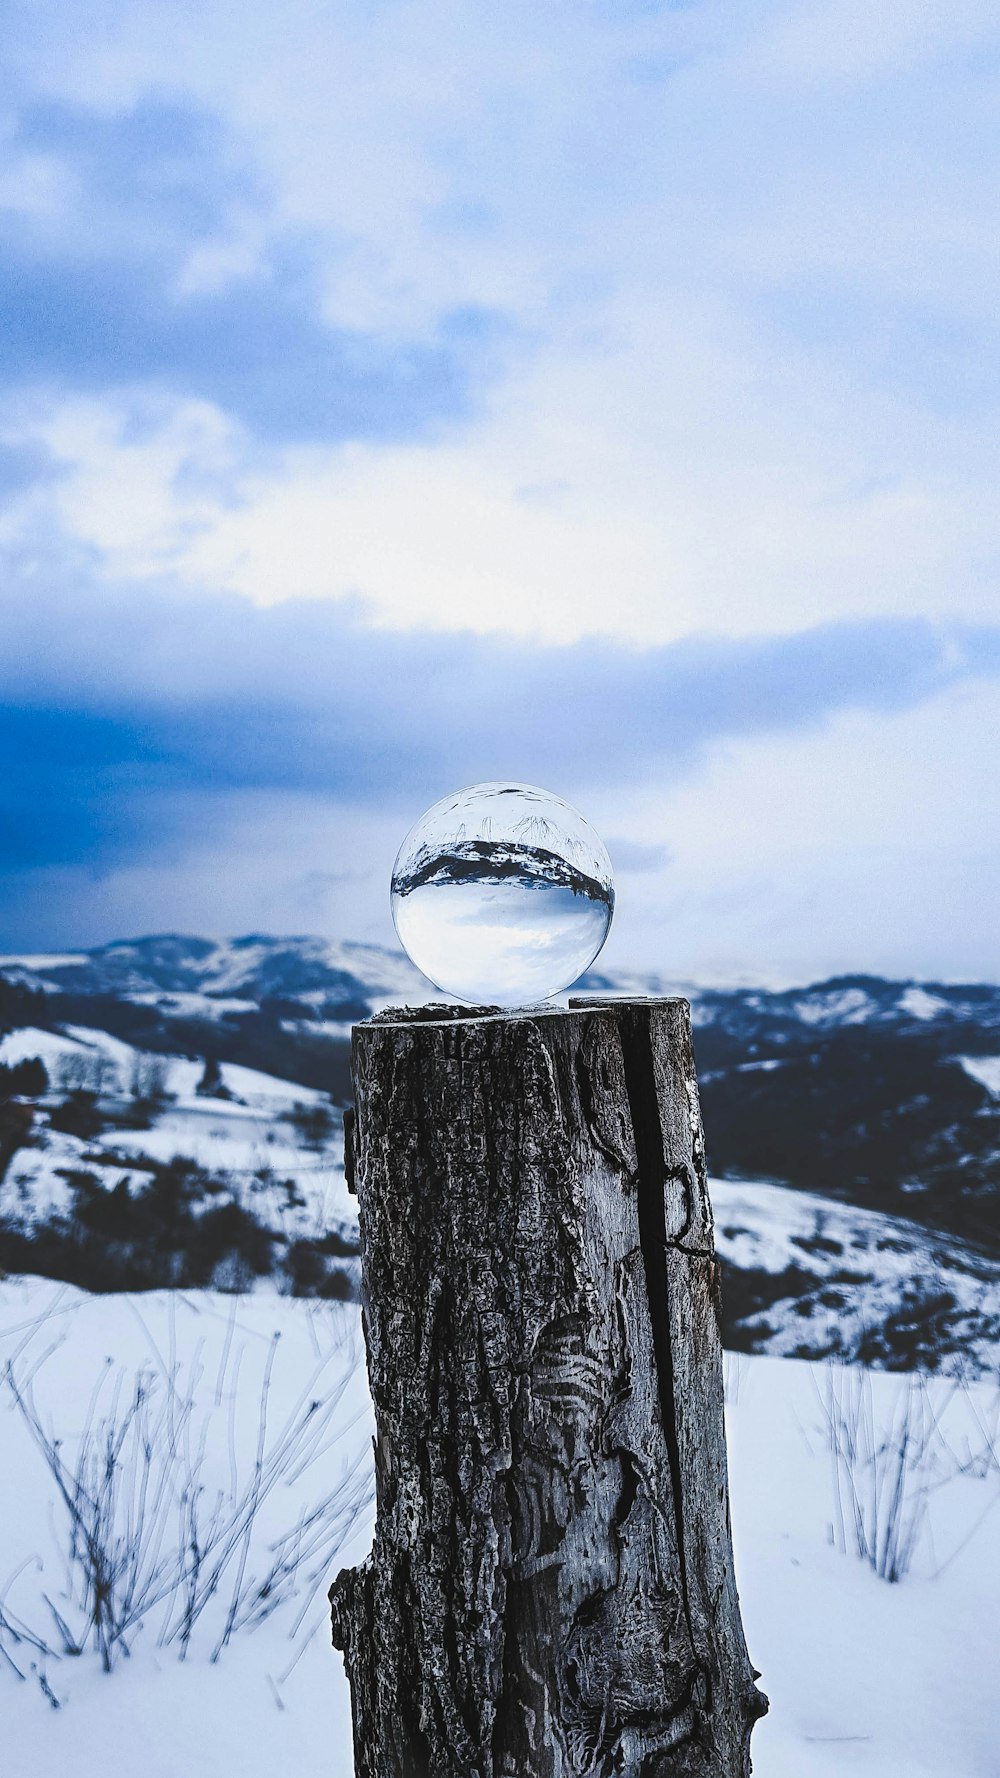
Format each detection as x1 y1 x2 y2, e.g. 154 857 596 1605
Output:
331 998 766 1777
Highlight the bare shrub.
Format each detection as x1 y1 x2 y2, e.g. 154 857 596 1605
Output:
1 1314 372 1673
128 1052 171 1108
821 1364 948 1582
284 1100 336 1151
945 1373 1000 1481
55 1051 116 1097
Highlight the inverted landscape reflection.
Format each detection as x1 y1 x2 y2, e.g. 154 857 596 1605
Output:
391 782 615 1008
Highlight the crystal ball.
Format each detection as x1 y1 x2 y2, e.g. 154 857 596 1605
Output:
390 781 615 1008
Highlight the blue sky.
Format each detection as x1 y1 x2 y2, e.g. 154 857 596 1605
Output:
0 0 998 981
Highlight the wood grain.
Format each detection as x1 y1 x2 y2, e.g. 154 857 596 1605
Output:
331 998 766 1776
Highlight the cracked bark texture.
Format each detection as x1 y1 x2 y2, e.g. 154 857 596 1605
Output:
330 997 766 1777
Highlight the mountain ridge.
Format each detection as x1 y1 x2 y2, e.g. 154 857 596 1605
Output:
1 932 997 1255
1 932 999 1371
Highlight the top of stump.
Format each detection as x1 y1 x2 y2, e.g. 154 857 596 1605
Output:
359 995 690 1032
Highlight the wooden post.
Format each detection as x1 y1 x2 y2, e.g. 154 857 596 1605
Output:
331 998 766 1777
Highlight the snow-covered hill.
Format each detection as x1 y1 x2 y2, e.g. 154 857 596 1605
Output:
713 1179 1000 1375
2 1280 998 1777
1 933 999 1368
0 933 428 1014
1 1015 997 1371
4 933 1000 1038
0 1023 358 1299
2 936 999 1768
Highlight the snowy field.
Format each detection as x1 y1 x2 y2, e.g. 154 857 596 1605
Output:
2 1279 999 1777
0 1026 356 1264
712 1178 1000 1374
0 1281 370 1776
4 1013 998 1373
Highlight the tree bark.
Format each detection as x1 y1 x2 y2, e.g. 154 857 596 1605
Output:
331 997 766 1777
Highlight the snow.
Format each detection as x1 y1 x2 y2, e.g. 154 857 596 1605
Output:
282 1016 356 1042
141 936 425 1003
793 987 875 1026
898 985 951 1021
729 1357 1000 1776
0 1025 115 1071
3 1029 996 1368
1 1281 998 1777
128 990 260 1020
710 1177 1000 1374
2 1023 994 1371
0 1025 174 1096
1 1131 146 1223
0 1281 371 1777
959 1054 1000 1097
0 1035 353 1244
3 978 1000 1767
335 940 438 998
0 954 87 968
100 1099 352 1242
211 1060 327 1107
0 935 430 1011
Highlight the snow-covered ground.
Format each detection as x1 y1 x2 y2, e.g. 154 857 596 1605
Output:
3 1014 998 1369
1 1279 998 1777
961 1054 1000 1098
0 1281 371 1777
3 943 999 1767
713 1178 1000 1374
0 934 431 1010
0 1024 329 1113
729 1354 1000 1777
0 1029 354 1252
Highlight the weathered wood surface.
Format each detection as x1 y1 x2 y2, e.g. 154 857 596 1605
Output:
331 998 766 1777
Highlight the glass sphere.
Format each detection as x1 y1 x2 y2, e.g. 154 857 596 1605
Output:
390 782 615 1008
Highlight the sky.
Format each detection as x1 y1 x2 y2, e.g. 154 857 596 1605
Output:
0 0 998 983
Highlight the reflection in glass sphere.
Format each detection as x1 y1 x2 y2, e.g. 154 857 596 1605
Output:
390 782 615 1008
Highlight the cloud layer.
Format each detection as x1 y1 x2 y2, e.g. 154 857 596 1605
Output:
0 96 506 447
0 0 997 975
2 552 997 883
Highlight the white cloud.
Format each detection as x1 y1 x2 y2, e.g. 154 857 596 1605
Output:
1 0 997 973
2 0 998 644
744 0 999 86
17 302 997 647
598 676 1000 982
